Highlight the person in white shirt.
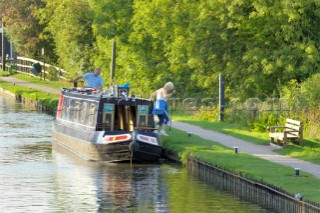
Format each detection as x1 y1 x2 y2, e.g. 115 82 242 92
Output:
150 82 176 136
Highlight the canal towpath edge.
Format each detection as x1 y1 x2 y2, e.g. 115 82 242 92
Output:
1 75 320 179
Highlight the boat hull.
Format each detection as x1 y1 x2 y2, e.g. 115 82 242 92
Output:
52 123 163 162
52 88 163 163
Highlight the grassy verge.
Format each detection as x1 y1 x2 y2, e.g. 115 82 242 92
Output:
0 72 60 109
1 70 70 89
162 128 320 202
172 115 270 145
172 112 320 165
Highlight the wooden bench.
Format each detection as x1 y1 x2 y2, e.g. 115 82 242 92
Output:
269 118 303 148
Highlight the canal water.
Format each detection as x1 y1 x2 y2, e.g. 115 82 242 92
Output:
0 95 272 212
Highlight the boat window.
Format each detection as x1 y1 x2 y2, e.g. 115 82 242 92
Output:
137 105 149 126
89 103 96 126
134 104 155 132
100 103 115 130
74 101 80 122
67 99 74 121
81 102 87 124
62 99 68 119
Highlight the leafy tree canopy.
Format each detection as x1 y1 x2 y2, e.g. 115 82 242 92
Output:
2 0 320 99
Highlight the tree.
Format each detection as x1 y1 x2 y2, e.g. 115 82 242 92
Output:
4 0 320 100
38 0 95 76
215 0 320 100
0 0 49 59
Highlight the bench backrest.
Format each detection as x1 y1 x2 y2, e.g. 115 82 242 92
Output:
284 118 303 137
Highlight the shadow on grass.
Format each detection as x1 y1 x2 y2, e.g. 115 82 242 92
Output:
274 139 320 164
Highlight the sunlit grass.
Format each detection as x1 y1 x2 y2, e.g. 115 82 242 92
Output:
0 79 59 108
162 128 320 202
172 111 270 145
171 110 320 165
274 140 320 165
0 69 70 89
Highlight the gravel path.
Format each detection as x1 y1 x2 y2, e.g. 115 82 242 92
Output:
0 76 61 95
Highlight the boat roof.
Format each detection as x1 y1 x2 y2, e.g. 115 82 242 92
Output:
61 88 151 104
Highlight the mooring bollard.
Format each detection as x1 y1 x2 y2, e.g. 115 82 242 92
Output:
233 146 239 154
295 168 300 176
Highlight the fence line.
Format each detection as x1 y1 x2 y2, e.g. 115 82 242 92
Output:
1 56 68 80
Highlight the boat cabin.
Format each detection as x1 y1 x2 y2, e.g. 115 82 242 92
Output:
56 85 155 133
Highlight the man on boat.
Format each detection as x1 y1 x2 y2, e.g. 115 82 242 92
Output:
68 68 104 91
150 82 176 136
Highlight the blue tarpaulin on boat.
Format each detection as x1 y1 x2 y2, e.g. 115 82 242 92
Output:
116 83 130 89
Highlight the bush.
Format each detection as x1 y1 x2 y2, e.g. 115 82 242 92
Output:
193 106 219 121
252 112 284 132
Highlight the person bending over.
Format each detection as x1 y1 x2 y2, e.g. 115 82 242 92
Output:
150 82 176 136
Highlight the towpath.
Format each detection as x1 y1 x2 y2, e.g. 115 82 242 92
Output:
172 121 320 178
0 76 60 95
1 75 320 179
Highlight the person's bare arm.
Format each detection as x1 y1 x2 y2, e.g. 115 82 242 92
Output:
150 90 158 101
68 76 82 82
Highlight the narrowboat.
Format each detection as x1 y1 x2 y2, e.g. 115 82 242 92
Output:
52 84 164 162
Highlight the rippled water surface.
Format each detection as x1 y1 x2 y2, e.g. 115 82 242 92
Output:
0 95 272 212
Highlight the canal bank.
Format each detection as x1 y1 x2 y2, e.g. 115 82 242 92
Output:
0 91 272 212
1 75 320 212
0 76 59 114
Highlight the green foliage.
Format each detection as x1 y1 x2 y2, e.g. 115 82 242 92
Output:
252 112 284 132
281 73 320 110
37 0 95 75
279 73 320 139
4 0 320 99
0 0 47 59
192 106 219 122
38 98 59 109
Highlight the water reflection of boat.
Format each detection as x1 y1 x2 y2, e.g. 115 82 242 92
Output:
52 84 163 162
52 143 169 212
